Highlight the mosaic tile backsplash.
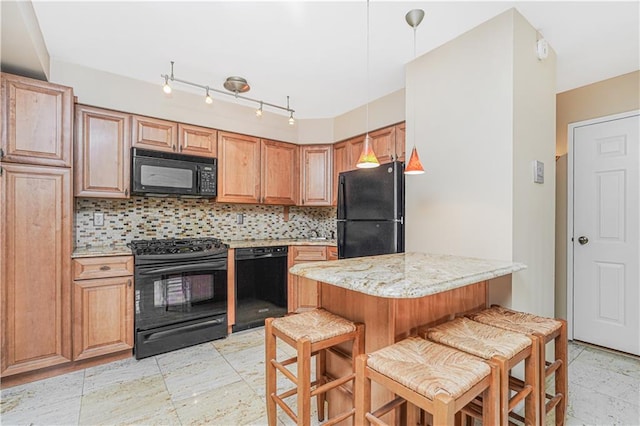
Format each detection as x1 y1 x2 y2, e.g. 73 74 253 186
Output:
75 197 337 247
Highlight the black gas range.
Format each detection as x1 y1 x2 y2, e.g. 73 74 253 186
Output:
129 237 229 359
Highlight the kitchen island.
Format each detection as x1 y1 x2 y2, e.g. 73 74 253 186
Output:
289 252 526 423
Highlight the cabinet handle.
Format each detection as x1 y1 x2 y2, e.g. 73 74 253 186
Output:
99 265 111 271
0 148 4 158
128 279 132 287
125 188 129 196
179 145 183 152
172 144 176 151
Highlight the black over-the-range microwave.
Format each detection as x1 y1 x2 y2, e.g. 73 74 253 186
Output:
131 148 217 197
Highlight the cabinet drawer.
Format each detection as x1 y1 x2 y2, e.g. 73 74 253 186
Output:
291 246 327 262
327 246 338 260
73 256 133 280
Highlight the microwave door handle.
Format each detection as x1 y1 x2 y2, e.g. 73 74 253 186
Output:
139 262 226 276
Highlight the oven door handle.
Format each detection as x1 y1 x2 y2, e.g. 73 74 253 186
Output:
138 262 226 276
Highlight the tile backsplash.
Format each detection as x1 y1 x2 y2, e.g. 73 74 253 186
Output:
75 197 337 247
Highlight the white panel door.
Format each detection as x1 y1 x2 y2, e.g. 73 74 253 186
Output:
573 114 639 355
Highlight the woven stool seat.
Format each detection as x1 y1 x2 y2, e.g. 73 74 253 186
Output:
427 317 532 359
367 336 491 400
469 305 562 337
271 308 356 343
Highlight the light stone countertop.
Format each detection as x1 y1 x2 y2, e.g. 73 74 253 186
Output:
72 239 336 257
224 239 337 248
289 252 526 299
72 244 132 258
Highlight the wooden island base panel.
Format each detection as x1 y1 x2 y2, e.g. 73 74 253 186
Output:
289 252 526 425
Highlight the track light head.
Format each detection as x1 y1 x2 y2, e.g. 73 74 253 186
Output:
205 87 213 104
162 75 172 94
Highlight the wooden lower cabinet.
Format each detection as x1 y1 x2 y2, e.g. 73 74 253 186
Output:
0 163 72 377
72 276 133 361
72 256 134 361
287 246 328 313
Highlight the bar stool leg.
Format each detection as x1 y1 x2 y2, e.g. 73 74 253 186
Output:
297 337 311 426
433 394 455 426
316 348 326 421
525 337 540 426
265 318 278 426
556 320 568 426
355 354 371 425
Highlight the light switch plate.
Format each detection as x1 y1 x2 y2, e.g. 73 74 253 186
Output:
237 213 244 225
94 212 105 226
533 160 544 184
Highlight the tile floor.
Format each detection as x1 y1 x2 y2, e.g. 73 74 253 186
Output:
1 329 639 425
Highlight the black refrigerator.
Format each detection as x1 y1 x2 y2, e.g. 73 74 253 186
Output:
337 161 404 259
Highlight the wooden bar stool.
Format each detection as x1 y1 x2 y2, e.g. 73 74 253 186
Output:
355 336 499 426
467 305 568 425
265 309 364 426
422 316 540 425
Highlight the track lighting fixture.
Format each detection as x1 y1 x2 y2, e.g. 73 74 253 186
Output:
160 61 295 125
162 75 172 94
356 0 380 169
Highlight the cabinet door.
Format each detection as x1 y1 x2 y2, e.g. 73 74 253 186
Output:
178 123 217 157
131 115 177 153
261 139 298 205
287 246 327 313
369 126 396 164
75 105 131 198
332 141 349 206
73 277 133 361
347 135 365 170
395 122 406 162
217 132 261 203
1 73 73 167
1 163 72 376
300 144 331 206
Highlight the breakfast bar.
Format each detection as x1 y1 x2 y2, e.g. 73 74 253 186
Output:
289 252 526 422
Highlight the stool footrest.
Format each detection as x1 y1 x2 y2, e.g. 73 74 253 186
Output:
272 359 298 385
545 359 562 378
508 384 532 412
546 393 563 413
323 408 355 426
371 396 406 420
509 411 525 423
272 393 297 422
311 373 354 398
365 411 391 426
461 400 483 419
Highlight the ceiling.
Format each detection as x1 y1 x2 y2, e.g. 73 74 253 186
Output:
22 1 640 119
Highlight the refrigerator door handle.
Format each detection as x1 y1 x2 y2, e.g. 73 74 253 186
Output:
337 174 346 219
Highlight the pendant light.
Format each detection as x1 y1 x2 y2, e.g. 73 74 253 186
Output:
356 0 380 169
404 9 426 175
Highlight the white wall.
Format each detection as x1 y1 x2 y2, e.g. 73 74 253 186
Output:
405 9 557 316
511 11 557 317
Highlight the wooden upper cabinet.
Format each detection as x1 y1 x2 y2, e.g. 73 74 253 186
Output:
131 115 177 153
1 163 72 377
395 122 406 162
261 139 298 205
217 131 261 203
347 135 365 171
1 73 73 167
75 105 131 198
178 123 217 157
300 144 332 206
369 126 396 164
332 141 349 206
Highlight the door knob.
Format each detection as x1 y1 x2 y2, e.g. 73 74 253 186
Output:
578 236 589 245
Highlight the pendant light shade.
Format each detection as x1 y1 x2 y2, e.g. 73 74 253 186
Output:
404 145 425 174
356 0 380 169
356 135 380 168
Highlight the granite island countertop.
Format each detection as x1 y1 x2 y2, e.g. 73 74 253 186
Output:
289 252 526 299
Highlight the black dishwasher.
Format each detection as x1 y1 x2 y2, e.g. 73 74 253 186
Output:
234 246 288 332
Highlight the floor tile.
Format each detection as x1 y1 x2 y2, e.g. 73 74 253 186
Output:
573 344 640 380
82 355 161 395
79 373 180 425
174 379 266 425
1 391 82 426
213 328 264 355
568 341 586 364
566 382 640 425
569 355 640 405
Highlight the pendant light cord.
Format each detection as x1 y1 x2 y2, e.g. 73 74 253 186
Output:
412 23 417 151
366 0 370 137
